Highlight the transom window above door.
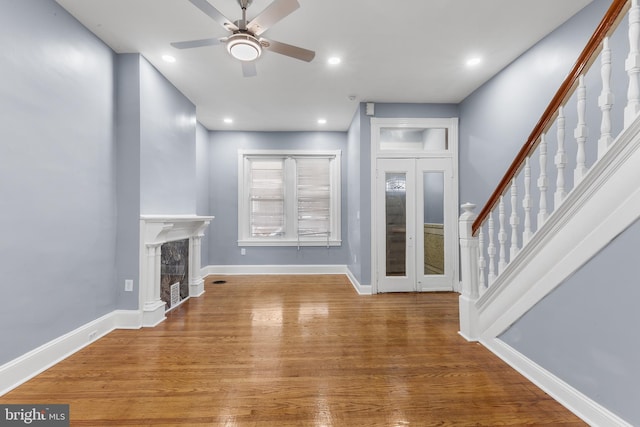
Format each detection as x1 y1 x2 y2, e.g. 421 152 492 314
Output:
379 127 448 152
237 149 342 247
372 118 457 158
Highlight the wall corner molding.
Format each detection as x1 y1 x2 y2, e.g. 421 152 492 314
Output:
346 268 372 295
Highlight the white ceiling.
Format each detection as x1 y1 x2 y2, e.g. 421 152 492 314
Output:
55 0 593 131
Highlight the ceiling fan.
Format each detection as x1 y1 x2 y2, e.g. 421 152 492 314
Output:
171 0 315 77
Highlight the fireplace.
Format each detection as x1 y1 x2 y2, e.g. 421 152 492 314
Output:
161 238 189 310
139 215 214 326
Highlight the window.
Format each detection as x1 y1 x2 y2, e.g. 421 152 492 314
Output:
238 149 341 246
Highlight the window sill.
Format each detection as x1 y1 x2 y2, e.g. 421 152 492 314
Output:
237 239 342 247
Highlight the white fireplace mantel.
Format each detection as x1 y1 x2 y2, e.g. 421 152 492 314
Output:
139 215 214 327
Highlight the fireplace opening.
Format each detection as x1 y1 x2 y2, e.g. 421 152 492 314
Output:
160 238 189 311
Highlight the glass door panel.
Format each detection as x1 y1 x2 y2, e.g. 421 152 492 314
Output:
385 173 407 277
415 158 454 291
422 172 445 276
376 159 416 292
378 127 448 152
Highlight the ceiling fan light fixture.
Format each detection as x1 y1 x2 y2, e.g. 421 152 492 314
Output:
226 33 262 61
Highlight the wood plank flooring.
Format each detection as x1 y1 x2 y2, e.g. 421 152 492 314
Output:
1 275 585 426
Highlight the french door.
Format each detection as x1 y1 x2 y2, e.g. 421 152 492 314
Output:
376 158 455 292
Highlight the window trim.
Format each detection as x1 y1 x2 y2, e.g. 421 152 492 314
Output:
237 149 342 247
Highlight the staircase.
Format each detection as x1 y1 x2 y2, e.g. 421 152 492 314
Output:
458 0 639 425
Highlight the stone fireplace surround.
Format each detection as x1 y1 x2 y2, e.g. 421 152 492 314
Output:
140 215 214 327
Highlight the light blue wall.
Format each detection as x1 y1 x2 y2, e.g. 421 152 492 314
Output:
139 57 197 215
357 106 372 286
0 0 118 363
207 131 349 266
196 122 211 265
458 0 615 209
500 218 640 425
0 0 202 364
115 54 142 309
205 104 459 279
346 107 363 283
114 54 200 307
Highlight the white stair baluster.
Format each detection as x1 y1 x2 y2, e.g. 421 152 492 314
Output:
498 196 507 274
523 157 533 244
478 226 486 293
487 212 496 285
626 0 640 127
599 37 614 159
574 75 588 184
509 178 519 260
537 134 549 226
554 106 567 209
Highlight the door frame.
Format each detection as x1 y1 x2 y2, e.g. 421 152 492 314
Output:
370 117 459 294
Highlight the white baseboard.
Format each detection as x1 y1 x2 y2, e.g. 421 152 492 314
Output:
204 264 349 276
483 338 632 427
346 269 372 295
113 309 143 329
203 264 373 295
0 309 141 397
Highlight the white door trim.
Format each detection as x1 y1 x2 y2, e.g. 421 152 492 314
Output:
370 117 459 294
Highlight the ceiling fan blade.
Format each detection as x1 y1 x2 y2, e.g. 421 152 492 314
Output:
263 39 315 62
247 0 299 36
242 61 257 78
170 38 224 49
188 0 238 31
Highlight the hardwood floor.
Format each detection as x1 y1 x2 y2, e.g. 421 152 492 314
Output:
1 275 584 426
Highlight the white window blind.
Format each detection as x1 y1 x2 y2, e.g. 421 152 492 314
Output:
296 158 330 237
249 158 284 237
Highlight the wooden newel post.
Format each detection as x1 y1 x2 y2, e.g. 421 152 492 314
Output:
459 202 480 341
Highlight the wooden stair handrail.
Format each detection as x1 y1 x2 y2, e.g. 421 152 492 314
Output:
472 0 630 235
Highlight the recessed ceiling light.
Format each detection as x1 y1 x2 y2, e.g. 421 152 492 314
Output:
317 118 327 125
328 57 341 65
162 55 176 63
466 57 482 67
224 118 233 124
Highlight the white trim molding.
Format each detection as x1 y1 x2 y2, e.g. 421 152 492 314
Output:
370 117 460 294
0 310 141 397
345 269 372 295
484 338 632 427
204 264 347 276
